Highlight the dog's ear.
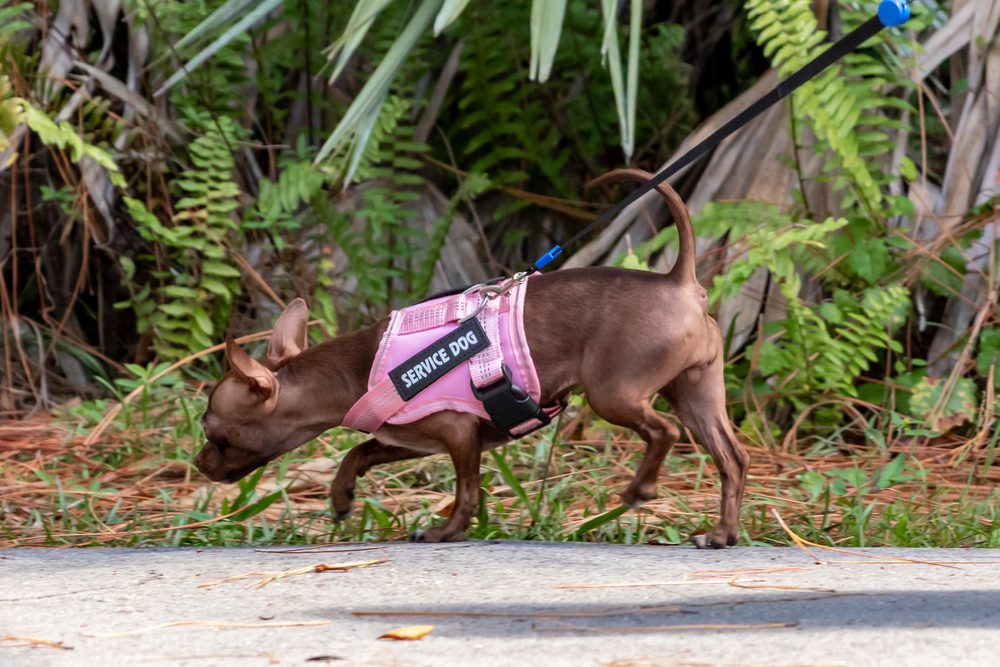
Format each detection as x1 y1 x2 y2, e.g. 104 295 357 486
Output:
266 298 309 368
226 334 279 403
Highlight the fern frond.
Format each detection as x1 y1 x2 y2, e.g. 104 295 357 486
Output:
745 0 911 215
124 120 243 359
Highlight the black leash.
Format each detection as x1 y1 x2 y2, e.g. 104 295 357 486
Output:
527 1 913 273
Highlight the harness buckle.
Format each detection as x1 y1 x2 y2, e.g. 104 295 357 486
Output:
471 364 550 438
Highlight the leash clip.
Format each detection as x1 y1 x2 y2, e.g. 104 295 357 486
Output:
458 271 530 323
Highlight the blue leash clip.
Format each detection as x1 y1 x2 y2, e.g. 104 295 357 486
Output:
878 0 911 27
532 245 563 270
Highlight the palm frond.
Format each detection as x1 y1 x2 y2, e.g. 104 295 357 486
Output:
327 0 395 84
155 0 284 97
528 0 567 83
433 0 473 35
315 0 442 184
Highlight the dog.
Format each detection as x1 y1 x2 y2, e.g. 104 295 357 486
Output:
196 169 749 548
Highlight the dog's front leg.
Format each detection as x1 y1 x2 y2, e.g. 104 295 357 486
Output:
412 430 483 543
330 439 430 519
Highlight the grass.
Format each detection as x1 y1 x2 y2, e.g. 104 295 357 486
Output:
1 379 999 549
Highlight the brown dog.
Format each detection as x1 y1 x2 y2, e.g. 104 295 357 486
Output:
196 169 748 548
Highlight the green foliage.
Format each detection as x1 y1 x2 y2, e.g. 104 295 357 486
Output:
713 207 910 403
321 96 432 312
157 0 256 117
712 213 848 305
796 455 926 546
319 0 660 170
18 104 125 186
920 244 968 297
121 120 243 359
315 0 438 180
908 376 980 433
411 171 491 298
5 0 998 554
0 2 32 36
451 3 570 198
979 329 1000 387
745 0 915 215
758 285 910 402
0 76 21 157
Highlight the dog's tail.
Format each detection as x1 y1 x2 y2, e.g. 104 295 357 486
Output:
587 169 697 284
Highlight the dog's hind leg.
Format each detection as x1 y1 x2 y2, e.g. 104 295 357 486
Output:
664 358 749 549
586 391 680 507
330 439 430 520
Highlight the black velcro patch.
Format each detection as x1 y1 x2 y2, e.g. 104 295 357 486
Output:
388 318 490 401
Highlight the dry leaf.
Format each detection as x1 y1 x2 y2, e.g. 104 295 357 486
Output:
378 625 434 641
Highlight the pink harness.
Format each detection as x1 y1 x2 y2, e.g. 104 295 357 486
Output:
342 276 560 436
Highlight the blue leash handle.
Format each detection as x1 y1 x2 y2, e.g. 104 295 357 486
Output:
529 0 911 273
878 0 911 27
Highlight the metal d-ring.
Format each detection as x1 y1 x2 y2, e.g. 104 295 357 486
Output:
458 295 491 324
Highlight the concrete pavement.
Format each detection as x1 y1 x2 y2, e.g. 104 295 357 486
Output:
2 542 1000 666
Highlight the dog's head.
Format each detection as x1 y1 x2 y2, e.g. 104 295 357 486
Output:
195 298 315 483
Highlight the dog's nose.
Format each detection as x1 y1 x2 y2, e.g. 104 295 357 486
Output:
204 430 231 454
214 436 231 453
194 443 228 482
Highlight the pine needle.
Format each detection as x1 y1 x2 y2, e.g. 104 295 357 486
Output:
353 604 682 618
83 619 329 639
0 635 72 650
198 558 387 589
554 580 729 590
535 621 798 633
770 508 961 569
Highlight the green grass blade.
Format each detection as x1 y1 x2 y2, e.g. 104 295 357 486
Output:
572 505 629 539
624 0 641 160
490 449 537 523
433 0 472 35
328 0 394 84
155 0 285 97
529 0 567 82
230 488 284 522
230 467 266 509
315 0 442 166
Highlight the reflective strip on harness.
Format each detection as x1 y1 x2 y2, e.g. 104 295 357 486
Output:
468 298 504 388
398 294 476 334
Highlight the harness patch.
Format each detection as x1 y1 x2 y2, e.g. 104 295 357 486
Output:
388 318 490 401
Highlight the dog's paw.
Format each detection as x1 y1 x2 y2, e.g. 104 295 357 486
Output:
410 527 465 543
690 533 730 549
329 486 355 520
620 484 657 508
